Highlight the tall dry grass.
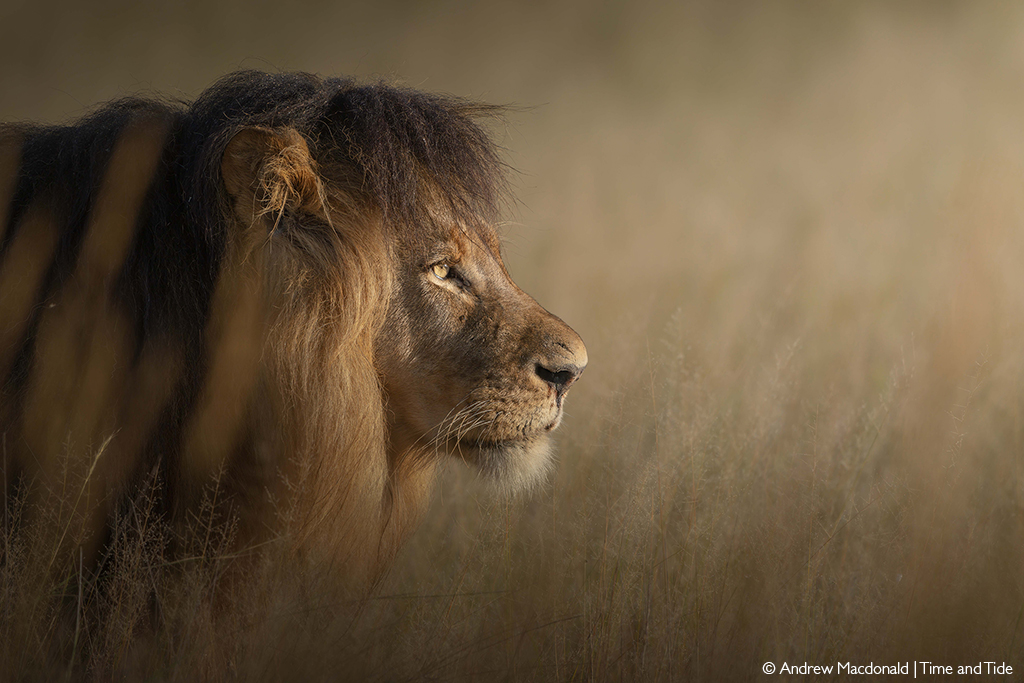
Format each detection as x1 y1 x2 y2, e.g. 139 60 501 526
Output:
3 1 1024 680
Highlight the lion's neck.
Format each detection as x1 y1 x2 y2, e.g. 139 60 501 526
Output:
372 447 438 577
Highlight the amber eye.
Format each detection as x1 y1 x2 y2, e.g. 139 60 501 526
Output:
431 263 451 280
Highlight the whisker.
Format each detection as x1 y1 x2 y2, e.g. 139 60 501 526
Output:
426 399 488 458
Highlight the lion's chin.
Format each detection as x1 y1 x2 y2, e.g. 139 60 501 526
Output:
463 437 554 495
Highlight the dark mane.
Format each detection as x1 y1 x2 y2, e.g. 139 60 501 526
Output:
2 70 510 281
184 71 510 232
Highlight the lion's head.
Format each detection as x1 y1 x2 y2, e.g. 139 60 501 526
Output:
211 74 586 497
375 211 587 491
1 71 585 584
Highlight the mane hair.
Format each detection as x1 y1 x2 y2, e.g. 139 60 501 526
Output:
0 71 511 586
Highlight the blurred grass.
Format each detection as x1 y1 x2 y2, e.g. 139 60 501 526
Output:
3 0 1024 680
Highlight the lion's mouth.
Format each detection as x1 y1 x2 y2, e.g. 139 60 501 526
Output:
466 425 553 452
470 412 562 444
466 435 531 450
432 397 564 458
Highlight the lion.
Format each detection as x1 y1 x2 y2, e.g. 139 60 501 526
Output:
0 71 586 588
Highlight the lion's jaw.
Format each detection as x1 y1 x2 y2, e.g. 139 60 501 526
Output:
377 222 587 492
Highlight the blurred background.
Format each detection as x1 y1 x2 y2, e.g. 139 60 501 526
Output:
4 1 1024 679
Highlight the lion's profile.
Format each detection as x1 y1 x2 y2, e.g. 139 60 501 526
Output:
0 71 586 587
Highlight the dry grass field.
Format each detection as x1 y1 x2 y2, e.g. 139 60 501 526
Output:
2 1 1024 680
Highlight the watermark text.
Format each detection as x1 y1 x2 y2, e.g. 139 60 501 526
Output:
761 661 1014 676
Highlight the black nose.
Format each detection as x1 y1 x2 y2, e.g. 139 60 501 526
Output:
535 362 585 398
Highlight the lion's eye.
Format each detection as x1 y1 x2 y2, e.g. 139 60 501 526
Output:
432 264 451 280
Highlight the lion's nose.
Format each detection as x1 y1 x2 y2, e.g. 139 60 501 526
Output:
533 327 588 400
535 361 585 398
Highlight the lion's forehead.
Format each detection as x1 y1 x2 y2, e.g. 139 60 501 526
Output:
444 221 502 256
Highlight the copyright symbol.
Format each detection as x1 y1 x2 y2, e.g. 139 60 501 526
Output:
763 662 776 674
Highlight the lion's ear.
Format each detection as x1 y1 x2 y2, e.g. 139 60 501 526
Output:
221 127 329 226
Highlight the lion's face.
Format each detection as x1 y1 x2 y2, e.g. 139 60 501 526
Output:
376 219 587 489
